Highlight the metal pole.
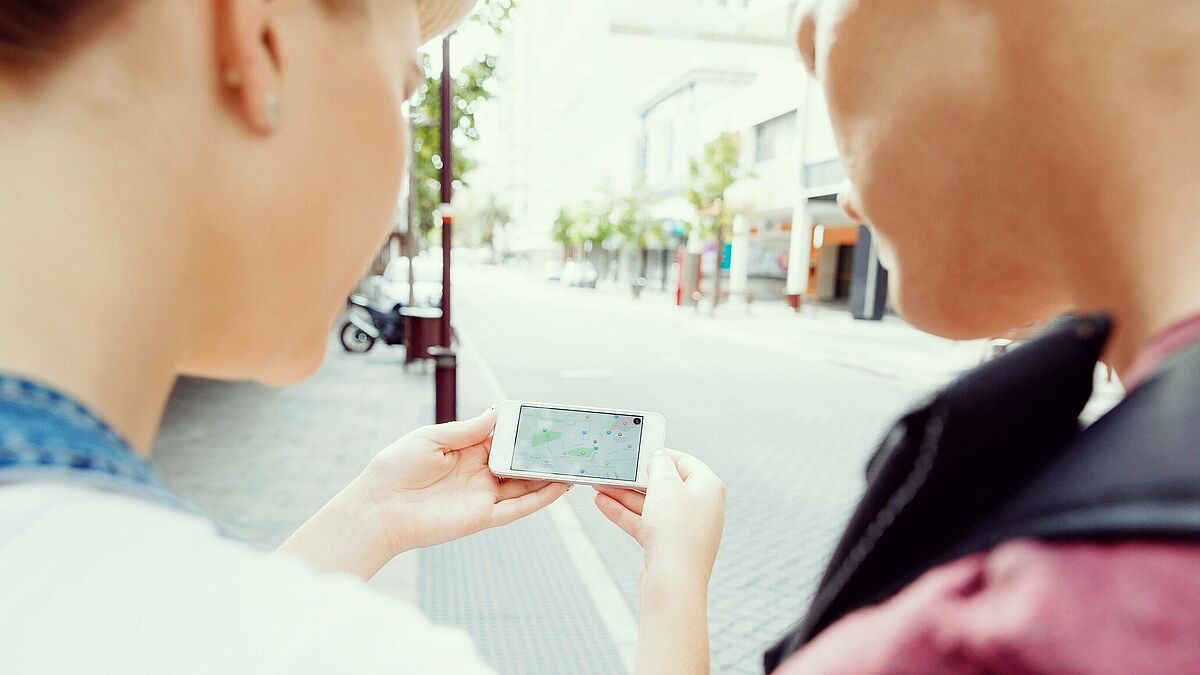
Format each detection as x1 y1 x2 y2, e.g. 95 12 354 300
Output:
433 35 458 423
405 115 417 307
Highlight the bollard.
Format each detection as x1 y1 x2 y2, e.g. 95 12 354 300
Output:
428 345 457 423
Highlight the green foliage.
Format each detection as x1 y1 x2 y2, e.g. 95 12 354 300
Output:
552 207 578 249
686 131 744 241
579 200 614 248
466 0 517 34
472 192 510 246
612 193 664 249
410 53 494 236
554 191 666 255
409 0 515 237
552 199 624 253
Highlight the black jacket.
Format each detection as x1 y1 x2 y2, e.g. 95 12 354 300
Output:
766 315 1200 671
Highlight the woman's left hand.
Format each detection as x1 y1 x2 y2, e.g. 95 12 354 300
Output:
361 407 570 552
278 408 570 579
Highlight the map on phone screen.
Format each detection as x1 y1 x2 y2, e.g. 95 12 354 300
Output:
511 405 643 481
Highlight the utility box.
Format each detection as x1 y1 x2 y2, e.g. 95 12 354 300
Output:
400 307 443 366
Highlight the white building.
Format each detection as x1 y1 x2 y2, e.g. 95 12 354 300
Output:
494 0 888 317
494 0 791 247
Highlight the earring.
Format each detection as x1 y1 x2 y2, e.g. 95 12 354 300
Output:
264 92 282 129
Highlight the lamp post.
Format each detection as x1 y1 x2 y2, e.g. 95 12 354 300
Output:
432 34 457 423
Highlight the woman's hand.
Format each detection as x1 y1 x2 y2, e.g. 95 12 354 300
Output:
278 408 569 580
360 407 570 552
593 449 726 580
593 450 725 675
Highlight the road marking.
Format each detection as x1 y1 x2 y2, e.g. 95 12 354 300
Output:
459 326 509 406
456 324 639 673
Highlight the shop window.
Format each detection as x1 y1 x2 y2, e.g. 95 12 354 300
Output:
754 111 796 163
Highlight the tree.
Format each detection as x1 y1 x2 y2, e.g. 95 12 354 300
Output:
613 193 663 295
407 0 516 238
686 132 746 309
409 54 494 237
454 191 510 249
474 192 511 248
551 207 578 260
467 0 517 33
551 200 612 269
578 200 613 253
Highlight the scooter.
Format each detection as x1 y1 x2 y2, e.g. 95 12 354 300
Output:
339 294 404 353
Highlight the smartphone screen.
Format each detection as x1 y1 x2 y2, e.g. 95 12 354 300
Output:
511 404 644 481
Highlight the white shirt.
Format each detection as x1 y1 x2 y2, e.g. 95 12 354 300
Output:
0 482 496 675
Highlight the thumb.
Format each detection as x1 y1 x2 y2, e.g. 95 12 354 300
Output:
414 406 497 451
647 451 683 489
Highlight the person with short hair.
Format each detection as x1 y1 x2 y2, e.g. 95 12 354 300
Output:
758 1 1200 671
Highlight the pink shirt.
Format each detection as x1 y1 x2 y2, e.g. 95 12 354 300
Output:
1123 314 1200 388
775 540 1200 674
775 316 1200 674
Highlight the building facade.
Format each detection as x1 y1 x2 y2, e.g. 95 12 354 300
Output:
493 0 889 317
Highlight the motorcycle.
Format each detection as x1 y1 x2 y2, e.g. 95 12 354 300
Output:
339 294 404 353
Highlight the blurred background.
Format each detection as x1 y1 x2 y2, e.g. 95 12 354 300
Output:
153 1 1123 674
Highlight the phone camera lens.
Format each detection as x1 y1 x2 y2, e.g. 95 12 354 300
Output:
633 418 641 425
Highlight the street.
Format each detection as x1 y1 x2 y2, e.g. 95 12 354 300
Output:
157 263 987 675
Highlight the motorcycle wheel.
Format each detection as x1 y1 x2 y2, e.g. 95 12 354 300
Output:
339 322 376 353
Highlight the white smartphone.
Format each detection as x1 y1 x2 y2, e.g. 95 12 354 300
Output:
488 400 665 489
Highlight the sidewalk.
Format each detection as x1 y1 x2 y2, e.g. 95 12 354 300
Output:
154 338 631 674
154 338 433 602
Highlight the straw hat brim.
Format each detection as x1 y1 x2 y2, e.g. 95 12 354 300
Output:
416 0 478 43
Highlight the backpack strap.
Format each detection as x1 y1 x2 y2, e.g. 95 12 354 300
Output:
767 316 1122 670
940 339 1200 562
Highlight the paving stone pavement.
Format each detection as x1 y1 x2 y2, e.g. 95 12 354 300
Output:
155 332 633 673
155 339 435 602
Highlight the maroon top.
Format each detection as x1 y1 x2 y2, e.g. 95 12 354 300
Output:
776 317 1200 674
774 540 1200 674
1123 314 1200 388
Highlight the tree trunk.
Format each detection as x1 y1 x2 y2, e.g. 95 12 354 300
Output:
711 228 724 313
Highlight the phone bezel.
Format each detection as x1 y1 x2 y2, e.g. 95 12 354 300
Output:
488 400 663 489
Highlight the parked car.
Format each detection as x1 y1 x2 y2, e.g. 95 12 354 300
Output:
543 261 563 282
559 260 598 288
380 255 442 307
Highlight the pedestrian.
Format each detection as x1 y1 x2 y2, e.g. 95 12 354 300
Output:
739 1 1200 672
0 2 724 674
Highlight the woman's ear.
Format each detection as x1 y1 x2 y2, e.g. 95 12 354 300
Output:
214 0 286 133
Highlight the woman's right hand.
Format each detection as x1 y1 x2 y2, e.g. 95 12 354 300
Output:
595 449 725 675
593 449 726 583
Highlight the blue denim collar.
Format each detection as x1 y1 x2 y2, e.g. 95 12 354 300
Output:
0 374 194 512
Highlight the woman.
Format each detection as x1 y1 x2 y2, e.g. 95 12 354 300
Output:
0 2 724 674
759 0 1200 672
